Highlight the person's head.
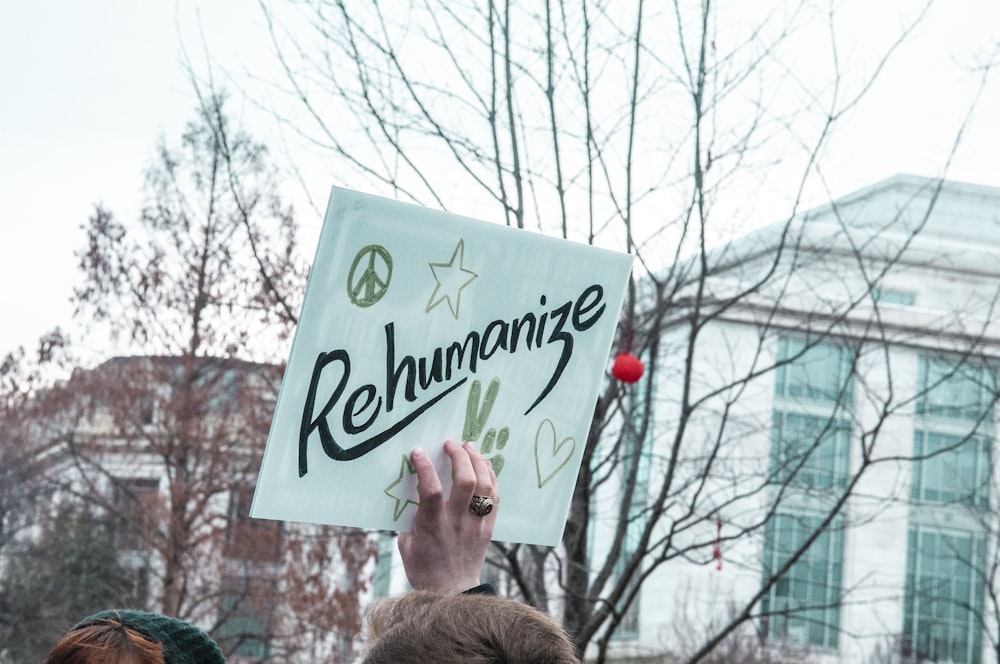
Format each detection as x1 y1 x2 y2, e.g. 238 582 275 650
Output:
362 590 580 663
45 610 224 664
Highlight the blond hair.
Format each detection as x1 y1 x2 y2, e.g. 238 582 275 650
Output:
363 590 579 663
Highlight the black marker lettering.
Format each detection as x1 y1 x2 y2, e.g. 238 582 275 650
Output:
525 300 573 415
573 284 605 331
343 383 380 434
535 294 549 348
510 313 536 351
297 283 609 474
480 319 509 360
445 333 480 380
299 347 467 474
418 349 443 390
299 350 350 477
385 323 417 411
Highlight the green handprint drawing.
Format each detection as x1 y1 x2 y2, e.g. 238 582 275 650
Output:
481 426 509 476
463 377 509 477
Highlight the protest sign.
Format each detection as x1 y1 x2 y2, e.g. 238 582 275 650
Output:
251 187 632 545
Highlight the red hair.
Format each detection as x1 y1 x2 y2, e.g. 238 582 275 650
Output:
45 616 166 664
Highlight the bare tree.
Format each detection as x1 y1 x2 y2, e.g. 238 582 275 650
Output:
0 503 138 663
229 0 1000 660
0 337 64 558
0 330 77 653
75 90 305 361
12 96 377 660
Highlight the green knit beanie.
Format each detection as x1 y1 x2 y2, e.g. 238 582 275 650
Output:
73 610 225 664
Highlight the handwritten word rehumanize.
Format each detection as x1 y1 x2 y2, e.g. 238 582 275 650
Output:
298 284 606 475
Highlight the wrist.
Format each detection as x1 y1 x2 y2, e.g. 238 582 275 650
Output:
409 572 481 595
440 574 482 595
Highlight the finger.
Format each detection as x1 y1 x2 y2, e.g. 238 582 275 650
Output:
465 442 499 527
444 439 477 514
486 449 498 486
410 447 443 509
465 442 494 497
485 450 499 504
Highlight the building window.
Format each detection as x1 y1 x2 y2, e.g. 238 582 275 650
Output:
769 411 851 489
873 289 915 306
218 575 272 659
911 430 990 509
372 532 395 598
761 513 844 649
904 356 994 664
612 379 651 641
774 338 854 405
763 337 854 651
903 526 986 664
615 515 644 637
138 395 157 426
916 358 996 422
225 483 281 562
113 477 160 551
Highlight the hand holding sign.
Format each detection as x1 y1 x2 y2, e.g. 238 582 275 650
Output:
251 188 632 545
398 441 498 594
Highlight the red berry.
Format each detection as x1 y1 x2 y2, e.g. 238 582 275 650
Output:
612 352 644 383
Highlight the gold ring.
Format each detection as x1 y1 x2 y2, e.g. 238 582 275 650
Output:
469 495 494 517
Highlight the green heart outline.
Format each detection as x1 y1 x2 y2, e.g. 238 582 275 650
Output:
534 418 576 488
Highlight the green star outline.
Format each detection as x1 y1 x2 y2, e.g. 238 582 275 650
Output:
383 454 420 521
426 239 478 319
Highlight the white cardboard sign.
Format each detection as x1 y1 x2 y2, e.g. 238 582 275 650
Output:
251 188 632 545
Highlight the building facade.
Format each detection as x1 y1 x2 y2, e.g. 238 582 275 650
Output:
375 175 1000 663
10 355 372 662
103 176 1000 663
604 175 1000 663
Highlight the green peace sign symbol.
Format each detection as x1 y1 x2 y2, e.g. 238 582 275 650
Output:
347 244 393 307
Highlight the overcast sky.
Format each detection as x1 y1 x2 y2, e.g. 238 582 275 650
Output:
2 1 998 364
1 1 274 362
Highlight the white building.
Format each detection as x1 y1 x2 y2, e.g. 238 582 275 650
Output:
379 174 1000 664
608 174 1000 663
